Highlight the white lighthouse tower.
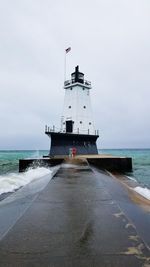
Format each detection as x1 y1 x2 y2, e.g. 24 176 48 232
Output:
62 66 95 135
45 66 99 156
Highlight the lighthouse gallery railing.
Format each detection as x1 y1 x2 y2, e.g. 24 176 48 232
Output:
45 125 99 136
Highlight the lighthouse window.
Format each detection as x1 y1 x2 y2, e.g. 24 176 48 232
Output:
68 106 71 109
80 121 82 124
70 88 72 90
89 122 92 125
82 88 85 90
83 106 86 109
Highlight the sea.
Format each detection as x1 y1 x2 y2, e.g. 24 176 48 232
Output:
0 149 150 200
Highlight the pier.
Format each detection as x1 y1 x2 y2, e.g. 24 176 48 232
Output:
0 159 149 266
19 154 132 172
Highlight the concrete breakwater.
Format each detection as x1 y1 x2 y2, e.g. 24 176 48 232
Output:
0 159 149 266
19 154 132 172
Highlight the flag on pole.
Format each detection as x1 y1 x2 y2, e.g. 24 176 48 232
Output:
65 47 71 53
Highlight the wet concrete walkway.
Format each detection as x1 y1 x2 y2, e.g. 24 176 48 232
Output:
0 163 150 266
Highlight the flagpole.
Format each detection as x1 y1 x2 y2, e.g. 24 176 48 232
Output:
64 47 71 83
64 51 66 82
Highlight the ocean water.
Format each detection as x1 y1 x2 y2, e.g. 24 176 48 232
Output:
0 150 47 175
0 150 50 197
99 149 150 188
0 149 149 199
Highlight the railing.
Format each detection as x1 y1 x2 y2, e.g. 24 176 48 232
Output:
64 79 91 87
45 125 99 136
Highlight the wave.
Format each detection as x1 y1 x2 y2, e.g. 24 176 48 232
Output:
0 167 52 195
126 175 137 182
0 161 17 167
134 186 150 200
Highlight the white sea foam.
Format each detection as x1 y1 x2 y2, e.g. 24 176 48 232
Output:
0 167 52 195
134 186 150 200
126 175 137 182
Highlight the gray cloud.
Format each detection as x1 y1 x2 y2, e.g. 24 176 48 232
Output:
0 0 150 149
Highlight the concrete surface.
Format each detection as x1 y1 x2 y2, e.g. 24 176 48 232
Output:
19 154 132 172
0 162 149 266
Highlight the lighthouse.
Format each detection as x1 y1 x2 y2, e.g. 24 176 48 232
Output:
45 66 99 156
19 65 132 172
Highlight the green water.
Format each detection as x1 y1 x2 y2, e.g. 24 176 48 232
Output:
99 149 150 188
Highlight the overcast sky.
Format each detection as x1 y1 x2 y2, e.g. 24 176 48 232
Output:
0 0 150 149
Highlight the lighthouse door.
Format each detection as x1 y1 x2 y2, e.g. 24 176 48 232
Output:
66 120 73 133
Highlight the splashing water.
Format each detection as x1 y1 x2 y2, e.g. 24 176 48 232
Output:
134 186 150 200
0 167 52 195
